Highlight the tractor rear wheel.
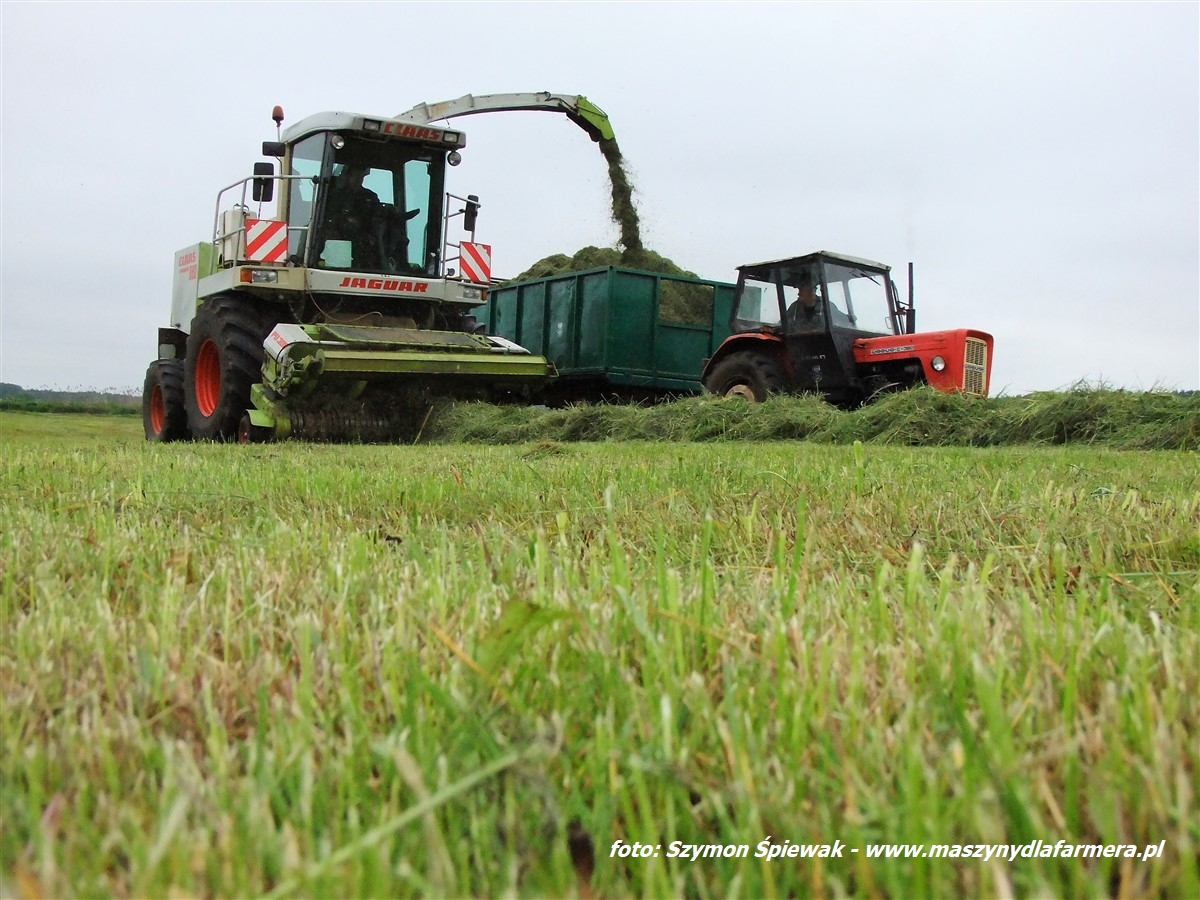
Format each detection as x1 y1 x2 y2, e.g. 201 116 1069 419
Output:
143 360 189 442
184 296 274 441
704 351 787 402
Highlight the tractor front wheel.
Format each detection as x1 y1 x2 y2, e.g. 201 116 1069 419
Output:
143 360 189 442
704 351 787 402
184 296 273 441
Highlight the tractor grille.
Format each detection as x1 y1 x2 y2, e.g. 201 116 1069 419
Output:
963 338 989 395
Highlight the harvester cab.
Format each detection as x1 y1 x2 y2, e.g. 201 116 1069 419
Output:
272 111 471 297
702 251 993 405
145 106 554 444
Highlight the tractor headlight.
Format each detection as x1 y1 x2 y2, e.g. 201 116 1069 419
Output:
461 286 483 302
931 355 946 372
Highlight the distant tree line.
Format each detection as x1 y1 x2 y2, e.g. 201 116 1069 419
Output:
0 383 140 415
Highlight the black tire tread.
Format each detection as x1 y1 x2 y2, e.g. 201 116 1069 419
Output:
143 359 190 442
704 351 788 402
184 295 278 440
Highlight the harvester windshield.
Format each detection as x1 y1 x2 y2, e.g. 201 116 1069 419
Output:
286 131 443 277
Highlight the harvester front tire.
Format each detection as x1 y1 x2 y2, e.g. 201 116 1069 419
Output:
143 360 189 442
184 296 273 441
705 352 786 403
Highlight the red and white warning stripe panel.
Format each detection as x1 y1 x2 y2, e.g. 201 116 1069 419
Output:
460 242 492 283
245 218 288 263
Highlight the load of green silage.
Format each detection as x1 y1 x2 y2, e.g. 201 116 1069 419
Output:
505 245 698 283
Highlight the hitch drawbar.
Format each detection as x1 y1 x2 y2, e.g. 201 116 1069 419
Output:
244 322 555 441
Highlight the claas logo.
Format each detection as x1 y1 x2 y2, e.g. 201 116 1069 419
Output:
380 123 443 141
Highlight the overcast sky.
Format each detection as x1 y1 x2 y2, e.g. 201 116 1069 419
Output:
2 1 1197 395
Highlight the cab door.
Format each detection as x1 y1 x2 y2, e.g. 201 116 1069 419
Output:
780 268 856 401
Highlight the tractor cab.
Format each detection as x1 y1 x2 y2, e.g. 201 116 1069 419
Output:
732 252 910 340
275 112 468 277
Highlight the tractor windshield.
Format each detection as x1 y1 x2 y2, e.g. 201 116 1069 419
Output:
299 133 443 276
821 262 899 336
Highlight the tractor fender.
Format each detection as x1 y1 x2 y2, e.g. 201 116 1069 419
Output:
701 333 789 382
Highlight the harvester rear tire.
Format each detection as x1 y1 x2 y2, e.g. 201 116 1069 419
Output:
143 360 189 442
704 351 786 402
184 296 274 441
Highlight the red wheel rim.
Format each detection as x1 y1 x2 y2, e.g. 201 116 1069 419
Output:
195 339 220 417
149 384 165 433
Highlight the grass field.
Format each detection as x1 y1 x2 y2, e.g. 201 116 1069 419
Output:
2 410 1197 898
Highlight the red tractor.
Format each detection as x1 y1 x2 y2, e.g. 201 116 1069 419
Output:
702 251 993 406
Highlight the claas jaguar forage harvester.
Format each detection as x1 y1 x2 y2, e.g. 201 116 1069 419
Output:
143 95 612 443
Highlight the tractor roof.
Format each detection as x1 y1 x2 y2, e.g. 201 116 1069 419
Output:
738 250 891 274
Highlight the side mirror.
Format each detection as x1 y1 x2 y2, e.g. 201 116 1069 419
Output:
252 162 274 203
262 141 285 157
463 194 480 232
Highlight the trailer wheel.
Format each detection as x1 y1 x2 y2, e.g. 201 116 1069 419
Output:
143 360 189 442
184 296 273 441
704 351 786 402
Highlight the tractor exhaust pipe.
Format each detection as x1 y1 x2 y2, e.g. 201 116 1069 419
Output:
906 261 916 334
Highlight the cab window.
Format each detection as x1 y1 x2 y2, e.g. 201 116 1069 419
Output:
287 134 324 262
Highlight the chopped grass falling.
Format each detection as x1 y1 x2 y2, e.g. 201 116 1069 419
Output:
1 408 1197 897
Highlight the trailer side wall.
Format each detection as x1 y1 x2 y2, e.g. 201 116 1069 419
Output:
483 267 735 395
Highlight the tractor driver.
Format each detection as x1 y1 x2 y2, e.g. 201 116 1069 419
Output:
787 277 824 332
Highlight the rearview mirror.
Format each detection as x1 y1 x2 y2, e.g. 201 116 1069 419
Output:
252 162 274 203
463 194 480 232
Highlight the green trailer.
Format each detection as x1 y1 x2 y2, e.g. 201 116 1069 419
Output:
480 266 737 402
